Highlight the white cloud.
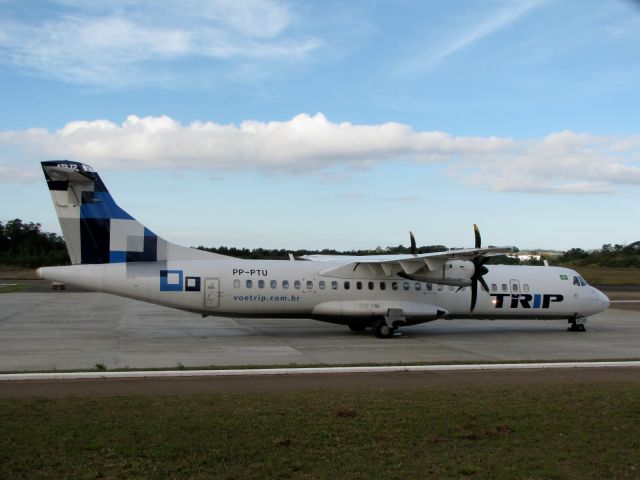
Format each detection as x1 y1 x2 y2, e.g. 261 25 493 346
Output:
431 0 547 65
0 0 320 87
394 0 548 76
1 113 639 194
0 165 40 183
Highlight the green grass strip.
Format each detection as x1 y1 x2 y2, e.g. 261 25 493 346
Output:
2 382 639 479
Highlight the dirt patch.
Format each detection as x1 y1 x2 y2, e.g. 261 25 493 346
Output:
2 367 639 398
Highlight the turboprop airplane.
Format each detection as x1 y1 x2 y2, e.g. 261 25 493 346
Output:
37 160 609 338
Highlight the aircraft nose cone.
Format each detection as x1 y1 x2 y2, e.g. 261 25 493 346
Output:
600 291 610 310
36 267 43 279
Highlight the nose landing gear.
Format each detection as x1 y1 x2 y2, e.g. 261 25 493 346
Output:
567 318 587 332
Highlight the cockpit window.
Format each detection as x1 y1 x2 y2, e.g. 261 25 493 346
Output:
573 276 588 287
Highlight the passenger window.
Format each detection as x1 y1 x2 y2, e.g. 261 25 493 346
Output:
523 284 529 293
491 283 497 292
512 283 518 293
331 280 338 290
258 280 265 289
283 280 289 289
403 282 410 291
502 284 508 292
392 282 398 291
427 283 432 291
437 284 443 291
319 280 326 289
356 281 363 290
380 282 386 291
246 280 253 288
306 280 313 290
270 280 277 289
294 280 301 289
234 279 240 288
368 281 374 290
344 281 350 290
415 282 421 291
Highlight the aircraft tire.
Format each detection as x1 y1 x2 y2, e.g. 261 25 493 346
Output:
373 319 394 339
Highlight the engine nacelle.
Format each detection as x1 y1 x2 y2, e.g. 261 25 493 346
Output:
403 260 474 287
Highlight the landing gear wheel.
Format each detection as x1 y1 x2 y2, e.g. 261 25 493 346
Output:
567 320 586 332
348 322 367 332
373 319 395 339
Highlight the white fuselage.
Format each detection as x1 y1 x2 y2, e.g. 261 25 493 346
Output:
38 259 610 325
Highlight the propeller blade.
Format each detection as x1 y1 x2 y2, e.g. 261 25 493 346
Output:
479 276 490 292
469 225 490 313
410 231 417 255
470 279 478 313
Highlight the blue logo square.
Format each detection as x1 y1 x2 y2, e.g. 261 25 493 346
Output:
160 269 183 291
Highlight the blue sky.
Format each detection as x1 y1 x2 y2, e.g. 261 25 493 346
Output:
1 0 639 251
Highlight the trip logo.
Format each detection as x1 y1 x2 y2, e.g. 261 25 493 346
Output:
490 293 563 309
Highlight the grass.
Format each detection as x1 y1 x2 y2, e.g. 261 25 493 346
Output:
0 266 38 280
1 383 639 479
0 283 29 293
571 267 640 285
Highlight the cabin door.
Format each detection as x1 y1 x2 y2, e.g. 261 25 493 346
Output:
204 278 220 308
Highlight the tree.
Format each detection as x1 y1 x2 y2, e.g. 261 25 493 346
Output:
0 218 70 267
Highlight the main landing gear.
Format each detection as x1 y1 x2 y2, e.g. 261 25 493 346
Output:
349 310 406 338
567 318 587 332
347 320 396 338
345 309 405 338
372 318 396 339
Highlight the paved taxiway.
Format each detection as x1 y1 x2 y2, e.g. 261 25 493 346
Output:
1 290 638 372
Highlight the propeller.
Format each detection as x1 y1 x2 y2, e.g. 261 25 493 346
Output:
469 224 490 313
409 231 417 255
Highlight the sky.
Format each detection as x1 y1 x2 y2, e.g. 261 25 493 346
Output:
1 0 639 251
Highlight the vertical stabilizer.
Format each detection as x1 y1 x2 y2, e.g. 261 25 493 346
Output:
41 160 225 265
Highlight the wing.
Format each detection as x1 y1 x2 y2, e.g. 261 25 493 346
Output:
307 247 512 278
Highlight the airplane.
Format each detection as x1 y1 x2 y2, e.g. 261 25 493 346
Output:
37 160 610 338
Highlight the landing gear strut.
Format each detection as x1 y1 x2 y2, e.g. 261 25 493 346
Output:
567 318 587 332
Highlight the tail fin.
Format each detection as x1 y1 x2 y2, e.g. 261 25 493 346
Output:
41 160 224 265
